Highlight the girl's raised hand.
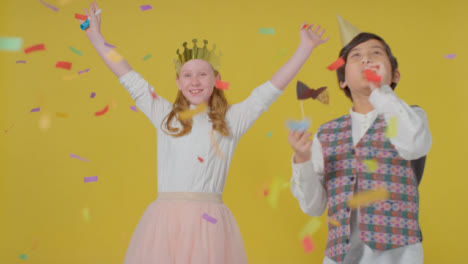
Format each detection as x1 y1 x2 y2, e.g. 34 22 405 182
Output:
288 130 313 163
299 22 329 50
78 1 102 39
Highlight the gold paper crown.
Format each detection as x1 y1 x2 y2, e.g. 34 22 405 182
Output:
337 15 362 47
174 39 221 74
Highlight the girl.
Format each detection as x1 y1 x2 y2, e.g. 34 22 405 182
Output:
80 2 328 263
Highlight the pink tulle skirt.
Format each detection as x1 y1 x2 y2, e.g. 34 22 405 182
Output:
123 192 248 264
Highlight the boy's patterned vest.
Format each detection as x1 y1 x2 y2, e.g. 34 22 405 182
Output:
317 114 422 263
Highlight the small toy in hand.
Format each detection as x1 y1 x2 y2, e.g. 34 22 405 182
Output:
80 9 102 31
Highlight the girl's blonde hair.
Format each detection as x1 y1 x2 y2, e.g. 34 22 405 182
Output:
161 71 230 137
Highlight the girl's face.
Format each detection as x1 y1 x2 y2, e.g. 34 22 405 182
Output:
176 59 218 106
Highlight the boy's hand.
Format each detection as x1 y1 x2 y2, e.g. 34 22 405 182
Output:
299 22 329 51
288 130 313 163
78 1 102 40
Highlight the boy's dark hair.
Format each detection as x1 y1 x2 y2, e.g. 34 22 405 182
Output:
337 33 398 101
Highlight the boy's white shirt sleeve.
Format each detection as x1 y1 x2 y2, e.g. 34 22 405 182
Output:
369 85 432 160
290 133 328 216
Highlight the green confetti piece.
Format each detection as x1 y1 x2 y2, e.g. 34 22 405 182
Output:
298 217 322 239
274 48 288 59
0 37 23 51
69 46 83 56
385 116 398 138
143 54 152 61
82 208 90 222
18 254 28 260
258 28 275 35
266 176 285 209
266 131 273 139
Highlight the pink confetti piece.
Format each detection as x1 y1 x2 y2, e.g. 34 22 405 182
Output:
444 54 456 59
39 0 59 12
90 92 96 98
151 91 158 99
302 236 315 253
198 157 204 163
30 107 40 113
104 42 116 48
78 68 90 75
129 106 138 112
70 153 89 162
202 213 217 224
84 176 98 183
140 5 153 11
16 60 26 63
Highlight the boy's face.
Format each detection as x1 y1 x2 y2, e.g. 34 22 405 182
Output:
176 59 219 105
340 39 400 98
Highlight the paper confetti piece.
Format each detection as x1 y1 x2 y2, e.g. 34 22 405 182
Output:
266 131 273 139
90 92 96 98
266 176 285 209
302 236 315 253
198 157 204 163
286 118 311 131
151 91 158 99
4 123 15 134
215 80 229 90
104 42 116 48
94 105 109 116
140 5 153 11
327 57 345 71
16 60 26 63
301 24 309 30
385 116 398 138
84 176 98 183
263 189 269 196
39 0 59 11
130 106 138 112
106 49 123 63
363 69 381 83
143 54 152 61
69 46 83 56
274 48 288 59
70 153 89 162
298 217 322 239
202 213 218 224
31 236 39 250
347 188 390 209
75 13 87 20
329 219 340 227
24 43 45 54
363 158 378 172
444 54 456 59
179 103 207 120
30 107 40 113
109 98 118 109
0 37 22 51
18 254 28 260
210 129 225 159
55 61 72 70
38 113 51 131
82 208 90 222
78 68 90 75
56 112 68 118
62 74 78 80
259 28 275 35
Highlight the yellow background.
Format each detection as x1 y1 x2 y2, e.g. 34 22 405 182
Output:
1 0 467 263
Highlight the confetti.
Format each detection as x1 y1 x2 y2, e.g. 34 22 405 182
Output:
266 131 273 139
302 236 315 253
286 118 311 131
130 106 138 112
179 103 207 120
140 5 153 11
90 92 96 98
94 105 109 116
385 116 398 138
298 217 322 239
363 69 381 83
151 91 158 99
78 68 90 75
69 46 83 56
30 107 41 113
70 153 89 162
16 60 26 63
301 24 309 30
106 49 123 63
75 13 88 20
38 113 51 131
109 98 118 109
266 176 285 209
215 80 229 90
62 74 78 80
198 157 204 163
327 57 345 71
210 129 225 159
56 112 68 118
82 208 90 222
347 188 390 209
444 54 456 59
363 158 378 172
329 219 341 227
55 61 72 70
24 43 45 54
39 0 59 11
104 42 116 48
0 37 22 51
142 54 152 61
84 176 98 183
263 189 269 196
18 254 28 260
4 123 15 134
274 48 288 59
258 28 275 35
202 213 217 224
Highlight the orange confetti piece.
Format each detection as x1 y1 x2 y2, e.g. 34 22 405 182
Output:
302 236 315 253
151 91 158 99
210 129 225 159
94 105 109 116
301 24 308 30
24 43 45 54
215 80 229 90
198 157 204 163
56 112 68 118
106 49 123 63
55 61 72 70
179 103 207 120
327 57 345 71
329 219 340 227
363 69 382 83
75 13 87 20
347 188 390 209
